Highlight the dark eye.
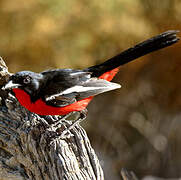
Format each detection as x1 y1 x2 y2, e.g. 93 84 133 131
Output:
23 76 31 84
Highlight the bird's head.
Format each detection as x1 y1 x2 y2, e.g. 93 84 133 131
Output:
4 71 44 96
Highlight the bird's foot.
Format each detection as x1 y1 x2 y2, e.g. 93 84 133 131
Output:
60 109 88 139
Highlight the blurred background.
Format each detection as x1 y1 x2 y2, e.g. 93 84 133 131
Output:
0 0 181 179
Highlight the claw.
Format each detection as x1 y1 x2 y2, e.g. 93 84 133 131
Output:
60 109 88 139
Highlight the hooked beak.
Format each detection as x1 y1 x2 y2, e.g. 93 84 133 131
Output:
3 80 21 90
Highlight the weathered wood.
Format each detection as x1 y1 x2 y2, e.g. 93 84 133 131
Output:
0 59 104 180
121 168 139 180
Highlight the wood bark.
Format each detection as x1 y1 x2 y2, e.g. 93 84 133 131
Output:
0 58 104 180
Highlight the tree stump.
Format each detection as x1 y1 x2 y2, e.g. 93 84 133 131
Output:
0 58 104 180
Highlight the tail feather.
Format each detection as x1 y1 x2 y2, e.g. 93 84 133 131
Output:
86 30 179 77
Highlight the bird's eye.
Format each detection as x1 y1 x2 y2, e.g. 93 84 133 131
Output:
23 76 31 84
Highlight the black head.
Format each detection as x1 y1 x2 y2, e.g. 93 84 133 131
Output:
4 71 44 96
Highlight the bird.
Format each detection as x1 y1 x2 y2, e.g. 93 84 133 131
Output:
3 30 179 125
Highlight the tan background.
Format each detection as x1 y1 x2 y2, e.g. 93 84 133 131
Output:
1 0 181 179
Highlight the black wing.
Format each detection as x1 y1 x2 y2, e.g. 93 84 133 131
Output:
40 69 120 107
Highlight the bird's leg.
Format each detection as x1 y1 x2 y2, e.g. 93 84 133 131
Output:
39 115 58 124
60 109 88 139
59 112 75 121
40 112 74 125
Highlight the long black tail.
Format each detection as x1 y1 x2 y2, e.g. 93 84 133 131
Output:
86 30 179 77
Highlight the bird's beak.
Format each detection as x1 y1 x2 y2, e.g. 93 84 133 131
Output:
3 80 21 90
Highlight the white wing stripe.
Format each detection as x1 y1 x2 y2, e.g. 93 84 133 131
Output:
46 82 121 101
70 72 91 77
